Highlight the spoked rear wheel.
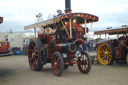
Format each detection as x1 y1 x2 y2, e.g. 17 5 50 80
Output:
77 51 92 74
28 39 43 71
51 52 64 76
97 42 114 65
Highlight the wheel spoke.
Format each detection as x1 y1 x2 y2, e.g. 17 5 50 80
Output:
35 49 38 52
56 59 60 67
83 60 88 71
32 61 36 67
99 51 104 53
101 46 106 52
107 51 111 54
101 55 106 60
81 65 84 69
34 46 37 51
108 56 111 61
100 53 104 57
30 57 34 60
35 53 38 57
29 48 34 53
106 56 109 62
84 65 87 71
106 46 110 51
84 55 86 60
107 52 112 58
31 42 35 48
106 46 108 50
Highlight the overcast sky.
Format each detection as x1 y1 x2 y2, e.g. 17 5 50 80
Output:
0 0 128 32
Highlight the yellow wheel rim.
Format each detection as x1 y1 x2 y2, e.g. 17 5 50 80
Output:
126 53 128 64
97 43 112 65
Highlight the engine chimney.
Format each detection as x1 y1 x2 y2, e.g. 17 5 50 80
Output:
65 0 72 13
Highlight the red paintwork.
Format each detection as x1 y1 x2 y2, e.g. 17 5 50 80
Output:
55 43 62 51
0 42 10 53
115 47 121 58
47 48 56 59
59 13 98 22
115 47 126 58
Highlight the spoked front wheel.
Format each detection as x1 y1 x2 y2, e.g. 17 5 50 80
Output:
51 52 64 76
77 51 92 74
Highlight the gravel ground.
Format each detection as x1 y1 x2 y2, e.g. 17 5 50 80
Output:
0 55 128 85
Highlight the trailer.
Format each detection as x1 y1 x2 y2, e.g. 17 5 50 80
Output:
0 40 12 56
0 17 12 56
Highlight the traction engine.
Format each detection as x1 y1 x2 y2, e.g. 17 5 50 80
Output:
25 0 98 76
95 28 128 65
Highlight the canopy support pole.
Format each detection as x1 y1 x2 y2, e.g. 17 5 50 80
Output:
85 20 87 37
47 26 49 34
117 34 119 39
61 20 70 37
69 19 72 38
34 28 36 39
105 34 107 41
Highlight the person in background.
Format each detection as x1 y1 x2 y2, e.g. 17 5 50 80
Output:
93 41 96 52
90 41 93 52
94 42 97 52
87 41 91 52
82 43 87 51
96 41 100 51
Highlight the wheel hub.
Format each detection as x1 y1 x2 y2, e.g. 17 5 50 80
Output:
55 62 57 65
32 53 35 58
104 52 107 55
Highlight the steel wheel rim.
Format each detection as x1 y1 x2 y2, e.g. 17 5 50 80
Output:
28 42 38 70
52 54 61 75
97 43 112 65
78 54 89 72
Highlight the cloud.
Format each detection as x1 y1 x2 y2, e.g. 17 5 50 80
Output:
0 0 128 32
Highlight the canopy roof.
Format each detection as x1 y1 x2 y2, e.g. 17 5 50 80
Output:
24 13 98 30
0 17 3 24
94 27 128 35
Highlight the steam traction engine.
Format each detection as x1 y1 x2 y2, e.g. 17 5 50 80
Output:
24 0 99 76
95 28 128 65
